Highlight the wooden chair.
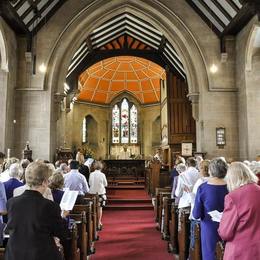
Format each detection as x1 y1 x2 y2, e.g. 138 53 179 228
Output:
216 241 225 260
168 202 179 254
69 212 88 260
178 207 191 260
73 203 95 255
189 221 201 260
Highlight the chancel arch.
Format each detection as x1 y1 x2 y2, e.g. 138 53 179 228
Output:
43 0 210 159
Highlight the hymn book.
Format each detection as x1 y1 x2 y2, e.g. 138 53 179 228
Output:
60 190 78 211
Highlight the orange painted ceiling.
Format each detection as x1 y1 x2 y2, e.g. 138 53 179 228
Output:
78 56 165 104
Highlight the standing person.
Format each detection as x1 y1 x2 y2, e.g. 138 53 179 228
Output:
218 162 260 260
89 160 108 230
0 153 5 174
76 148 85 165
5 162 69 260
175 157 199 209
193 158 228 260
170 156 186 188
64 160 89 195
0 181 7 245
3 163 24 200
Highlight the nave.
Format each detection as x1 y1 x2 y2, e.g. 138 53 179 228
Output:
93 183 172 260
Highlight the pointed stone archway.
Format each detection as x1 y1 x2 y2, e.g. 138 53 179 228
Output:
44 0 209 158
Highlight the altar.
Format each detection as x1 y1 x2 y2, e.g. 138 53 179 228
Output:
103 159 145 179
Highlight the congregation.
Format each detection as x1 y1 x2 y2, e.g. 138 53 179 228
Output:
0 150 260 259
0 151 107 260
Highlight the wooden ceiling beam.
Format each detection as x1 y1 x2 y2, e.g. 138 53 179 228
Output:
211 0 233 21
222 2 255 35
20 0 41 21
196 0 227 29
13 0 27 11
0 0 29 35
186 0 222 37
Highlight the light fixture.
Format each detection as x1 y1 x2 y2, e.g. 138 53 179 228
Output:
39 63 47 73
210 63 218 74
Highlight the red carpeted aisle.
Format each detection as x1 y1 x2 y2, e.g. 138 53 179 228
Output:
92 187 173 260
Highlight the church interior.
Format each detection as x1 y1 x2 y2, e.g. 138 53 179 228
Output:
0 0 260 259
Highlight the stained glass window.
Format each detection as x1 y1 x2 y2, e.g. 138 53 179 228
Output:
130 105 138 143
121 98 129 143
82 117 87 143
112 104 120 143
112 99 138 144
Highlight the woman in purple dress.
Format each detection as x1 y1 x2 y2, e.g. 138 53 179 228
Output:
193 158 228 260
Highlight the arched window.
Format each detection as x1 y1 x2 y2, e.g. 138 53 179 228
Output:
82 117 87 143
112 98 138 144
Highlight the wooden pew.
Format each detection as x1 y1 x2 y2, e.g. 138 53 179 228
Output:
158 192 171 231
178 207 191 260
0 248 4 260
155 187 171 224
64 222 81 260
216 241 225 260
189 221 201 260
84 194 99 240
162 196 175 240
168 202 179 254
69 212 88 260
73 203 95 255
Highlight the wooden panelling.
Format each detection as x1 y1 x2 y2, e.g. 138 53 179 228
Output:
167 71 196 146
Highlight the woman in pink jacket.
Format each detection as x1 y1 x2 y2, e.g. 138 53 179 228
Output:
218 162 260 260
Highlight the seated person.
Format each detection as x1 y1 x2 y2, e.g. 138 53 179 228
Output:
49 171 64 204
5 162 69 260
64 160 89 195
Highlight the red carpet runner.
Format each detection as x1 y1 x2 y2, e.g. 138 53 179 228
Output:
92 187 173 260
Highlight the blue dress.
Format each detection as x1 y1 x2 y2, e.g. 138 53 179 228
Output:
192 182 228 260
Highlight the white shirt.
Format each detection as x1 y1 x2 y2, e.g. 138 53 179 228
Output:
0 169 10 182
89 170 107 195
64 169 89 195
13 185 54 201
190 177 209 219
175 166 199 208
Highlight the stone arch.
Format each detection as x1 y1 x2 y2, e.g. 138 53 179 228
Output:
245 23 260 72
83 114 98 146
45 0 209 156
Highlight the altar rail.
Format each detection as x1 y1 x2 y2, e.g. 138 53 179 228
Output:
103 160 145 179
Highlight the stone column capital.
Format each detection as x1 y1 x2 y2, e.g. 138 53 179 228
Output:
187 92 199 104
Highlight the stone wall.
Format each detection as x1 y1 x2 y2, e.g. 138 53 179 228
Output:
236 17 260 160
7 0 257 160
0 18 17 156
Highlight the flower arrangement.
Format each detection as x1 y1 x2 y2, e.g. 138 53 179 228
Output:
82 144 95 159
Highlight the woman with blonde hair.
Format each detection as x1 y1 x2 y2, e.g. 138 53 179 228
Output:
218 162 260 260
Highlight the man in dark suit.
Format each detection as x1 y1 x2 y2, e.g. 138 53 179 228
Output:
5 162 69 260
